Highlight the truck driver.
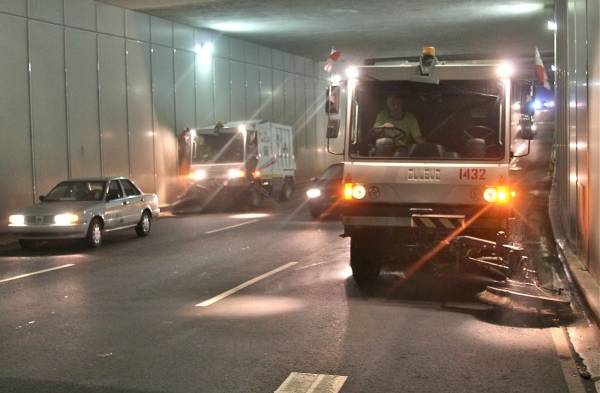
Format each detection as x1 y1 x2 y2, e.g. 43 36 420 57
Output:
372 95 425 147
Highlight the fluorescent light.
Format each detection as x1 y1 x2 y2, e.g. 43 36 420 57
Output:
547 20 557 30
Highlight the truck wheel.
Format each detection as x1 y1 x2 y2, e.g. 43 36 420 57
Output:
279 178 294 201
350 232 381 284
247 188 263 209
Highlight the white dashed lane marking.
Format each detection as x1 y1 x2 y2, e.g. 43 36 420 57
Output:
275 372 347 393
195 262 297 307
0 264 75 284
204 219 261 234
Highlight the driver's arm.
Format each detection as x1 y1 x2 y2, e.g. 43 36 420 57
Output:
372 111 389 129
408 114 425 144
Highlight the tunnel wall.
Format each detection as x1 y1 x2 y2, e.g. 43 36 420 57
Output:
553 0 600 297
0 0 340 218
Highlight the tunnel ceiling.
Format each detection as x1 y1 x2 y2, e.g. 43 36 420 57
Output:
97 0 555 62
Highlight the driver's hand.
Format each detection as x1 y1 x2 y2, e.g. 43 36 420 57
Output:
382 122 395 128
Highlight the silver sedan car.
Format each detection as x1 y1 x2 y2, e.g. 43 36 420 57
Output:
8 177 160 249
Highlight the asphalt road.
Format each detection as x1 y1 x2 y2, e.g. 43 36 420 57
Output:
0 182 588 393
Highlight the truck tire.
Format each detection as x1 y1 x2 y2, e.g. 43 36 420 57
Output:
279 178 294 201
247 187 263 209
350 231 381 284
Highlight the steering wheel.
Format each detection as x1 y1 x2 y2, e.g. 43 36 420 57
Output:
463 125 498 143
372 126 413 147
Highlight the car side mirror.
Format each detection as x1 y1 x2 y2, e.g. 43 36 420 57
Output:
38 195 45 202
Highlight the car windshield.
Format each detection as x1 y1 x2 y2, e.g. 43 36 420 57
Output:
349 79 505 160
44 181 106 202
192 131 244 164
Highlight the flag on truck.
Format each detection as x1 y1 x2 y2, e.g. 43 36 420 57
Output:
323 48 341 73
534 47 551 90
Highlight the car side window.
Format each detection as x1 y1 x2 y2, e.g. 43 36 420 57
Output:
121 179 141 196
107 180 124 200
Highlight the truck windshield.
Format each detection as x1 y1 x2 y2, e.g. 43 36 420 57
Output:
192 132 244 164
349 80 505 160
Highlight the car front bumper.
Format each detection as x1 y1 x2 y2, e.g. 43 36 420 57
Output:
9 223 89 240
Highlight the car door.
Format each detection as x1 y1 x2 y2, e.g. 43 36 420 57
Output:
119 179 143 224
104 180 127 229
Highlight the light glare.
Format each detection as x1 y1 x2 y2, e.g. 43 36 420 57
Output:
496 62 514 78
547 20 557 30
9 214 25 226
345 66 359 79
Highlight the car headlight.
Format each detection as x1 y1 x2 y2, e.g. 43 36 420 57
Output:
228 169 245 179
54 213 79 225
190 169 207 181
306 188 322 199
9 214 25 226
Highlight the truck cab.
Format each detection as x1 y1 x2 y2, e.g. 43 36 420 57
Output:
326 49 531 283
176 121 296 211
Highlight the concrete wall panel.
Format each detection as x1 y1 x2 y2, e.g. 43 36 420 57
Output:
258 67 273 121
151 45 177 203
0 0 26 15
151 16 172 47
64 0 95 30
174 23 194 51
230 60 245 120
258 46 272 68
29 20 68 196
244 42 258 64
174 50 196 131
97 2 124 36
245 63 260 119
98 34 129 177
214 57 230 122
0 13 32 215
272 49 284 70
126 40 154 191
28 0 62 24
125 9 149 42
230 38 245 62
65 28 101 178
272 69 284 123
196 57 215 126
284 72 295 126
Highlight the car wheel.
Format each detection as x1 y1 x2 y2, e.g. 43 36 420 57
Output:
135 211 152 237
279 178 294 201
18 239 37 250
86 218 103 248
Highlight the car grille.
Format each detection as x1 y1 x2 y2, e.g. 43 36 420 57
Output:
25 215 54 225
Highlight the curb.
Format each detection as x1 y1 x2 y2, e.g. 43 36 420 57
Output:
549 171 600 326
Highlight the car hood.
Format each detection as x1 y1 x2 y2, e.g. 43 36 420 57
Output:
16 201 98 215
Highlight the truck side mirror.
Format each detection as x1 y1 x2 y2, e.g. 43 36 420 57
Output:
325 86 341 115
326 119 340 139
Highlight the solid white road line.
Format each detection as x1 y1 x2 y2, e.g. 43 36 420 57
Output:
204 219 261 234
0 264 75 284
275 372 347 393
195 262 297 307
550 327 587 393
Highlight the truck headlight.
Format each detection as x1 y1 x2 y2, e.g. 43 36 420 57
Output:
344 183 366 200
9 214 25 226
306 188 321 199
54 213 79 225
190 169 207 181
228 169 245 179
